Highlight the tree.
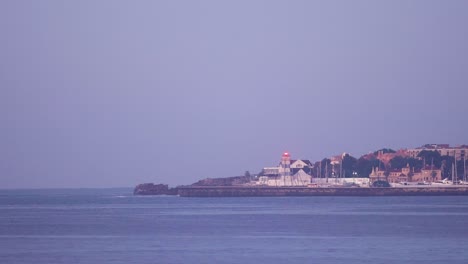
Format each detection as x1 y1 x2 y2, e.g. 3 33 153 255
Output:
342 154 357 178
431 170 437 182
244 171 251 181
417 150 442 168
373 148 396 155
407 171 414 181
440 156 454 179
389 156 407 169
355 157 382 178
457 157 465 180
373 180 390 187
409 158 424 170
389 156 422 170
384 170 390 181
313 161 321 177
320 158 331 178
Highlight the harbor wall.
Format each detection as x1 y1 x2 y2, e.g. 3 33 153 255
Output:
176 186 468 197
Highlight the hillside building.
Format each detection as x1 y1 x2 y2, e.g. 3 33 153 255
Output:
369 164 442 184
407 144 468 160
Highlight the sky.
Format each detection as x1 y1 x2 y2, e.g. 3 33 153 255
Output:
1 0 468 188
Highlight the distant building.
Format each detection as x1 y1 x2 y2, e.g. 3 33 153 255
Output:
261 167 279 176
406 144 468 160
369 164 442 184
311 177 370 186
258 153 311 186
290 159 314 175
260 156 314 177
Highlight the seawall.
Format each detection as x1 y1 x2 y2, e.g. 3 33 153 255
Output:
176 186 468 197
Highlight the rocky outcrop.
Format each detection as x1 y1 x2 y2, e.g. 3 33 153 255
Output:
133 183 178 195
190 176 250 186
133 176 251 195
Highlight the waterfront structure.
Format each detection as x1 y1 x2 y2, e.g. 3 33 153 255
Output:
260 155 314 177
176 186 468 197
258 152 311 186
257 170 311 186
311 177 370 186
258 152 370 187
261 167 280 176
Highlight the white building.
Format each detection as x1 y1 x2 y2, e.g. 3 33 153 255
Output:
311 177 370 187
261 167 279 176
258 153 312 187
290 159 313 169
258 169 311 187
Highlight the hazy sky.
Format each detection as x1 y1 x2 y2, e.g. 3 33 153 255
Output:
1 0 468 188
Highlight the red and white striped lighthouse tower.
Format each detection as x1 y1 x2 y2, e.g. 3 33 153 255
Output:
279 152 291 178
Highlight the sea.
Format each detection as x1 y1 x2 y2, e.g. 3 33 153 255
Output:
1 189 468 264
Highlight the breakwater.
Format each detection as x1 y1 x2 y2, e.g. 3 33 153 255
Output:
176 186 468 197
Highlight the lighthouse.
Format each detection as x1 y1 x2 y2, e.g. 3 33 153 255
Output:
279 152 291 178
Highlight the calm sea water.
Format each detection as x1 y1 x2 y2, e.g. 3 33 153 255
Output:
1 189 468 264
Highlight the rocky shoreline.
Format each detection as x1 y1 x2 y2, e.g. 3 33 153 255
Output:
133 183 179 195
133 176 250 195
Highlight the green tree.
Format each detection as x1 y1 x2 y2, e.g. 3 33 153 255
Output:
431 170 437 181
457 158 465 180
373 148 396 155
373 180 390 187
440 156 454 179
320 158 331 178
389 156 407 169
384 170 390 181
407 171 414 181
342 154 357 177
355 157 382 178
417 150 442 168
389 156 422 170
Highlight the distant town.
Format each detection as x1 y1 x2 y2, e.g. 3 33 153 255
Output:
188 144 468 188
247 144 468 188
135 144 468 196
